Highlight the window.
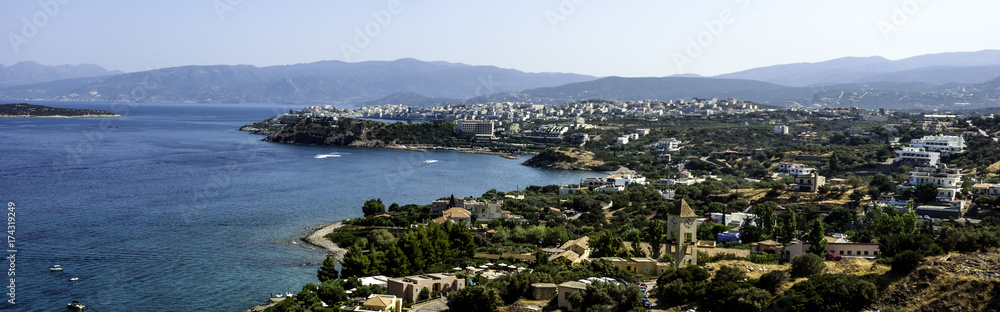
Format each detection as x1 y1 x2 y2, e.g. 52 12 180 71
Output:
847 250 852 255
645 267 650 273
864 251 869 255
685 233 692 242
839 251 843 255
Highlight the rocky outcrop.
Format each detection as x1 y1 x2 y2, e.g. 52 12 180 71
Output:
245 117 456 148
522 148 606 171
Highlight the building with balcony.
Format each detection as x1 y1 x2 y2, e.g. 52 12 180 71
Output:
910 135 966 156
895 147 941 166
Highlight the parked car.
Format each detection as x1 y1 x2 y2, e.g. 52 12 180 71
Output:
642 298 653 308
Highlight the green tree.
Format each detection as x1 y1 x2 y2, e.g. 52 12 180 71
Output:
776 274 878 312
755 202 777 239
806 219 827 256
645 220 666 259
590 229 628 258
535 250 550 266
317 279 349 305
756 270 789 293
362 198 386 217
914 183 938 203
777 209 797 244
869 173 895 194
447 285 504 312
891 250 924 273
418 287 430 301
828 153 843 172
341 243 371 278
790 253 825 278
317 255 339 283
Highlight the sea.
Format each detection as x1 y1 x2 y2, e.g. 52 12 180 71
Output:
0 101 599 311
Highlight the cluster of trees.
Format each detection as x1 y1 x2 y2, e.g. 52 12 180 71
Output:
266 117 459 147
447 259 643 312
489 224 571 247
266 277 388 312
657 254 878 312
341 221 476 278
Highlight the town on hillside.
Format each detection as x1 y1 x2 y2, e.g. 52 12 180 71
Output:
254 102 1000 312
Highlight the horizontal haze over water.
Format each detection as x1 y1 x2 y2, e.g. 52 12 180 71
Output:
0 102 598 311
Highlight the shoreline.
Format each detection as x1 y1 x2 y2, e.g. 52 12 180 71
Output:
301 221 347 263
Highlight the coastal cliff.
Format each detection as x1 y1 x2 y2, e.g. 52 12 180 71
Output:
522 147 606 171
245 117 457 147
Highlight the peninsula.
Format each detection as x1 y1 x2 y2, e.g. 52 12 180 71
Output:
0 103 120 118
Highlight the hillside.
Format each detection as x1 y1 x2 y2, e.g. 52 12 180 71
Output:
0 61 121 87
717 50 1000 87
873 252 1000 312
0 59 594 105
522 147 607 171
250 117 457 147
468 76 814 105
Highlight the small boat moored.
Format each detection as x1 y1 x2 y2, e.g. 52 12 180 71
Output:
50 265 63 271
67 300 86 310
69 277 79 282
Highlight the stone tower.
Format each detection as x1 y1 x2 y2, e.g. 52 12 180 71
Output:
666 200 698 267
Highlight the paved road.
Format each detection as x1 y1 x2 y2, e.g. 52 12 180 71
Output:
409 297 449 312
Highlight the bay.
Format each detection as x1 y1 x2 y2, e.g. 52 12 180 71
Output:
0 101 598 311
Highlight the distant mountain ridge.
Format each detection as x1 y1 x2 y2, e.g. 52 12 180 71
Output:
0 59 594 105
4 51 1000 110
0 61 121 87
716 50 1000 87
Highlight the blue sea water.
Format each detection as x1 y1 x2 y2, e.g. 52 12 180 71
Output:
0 102 598 311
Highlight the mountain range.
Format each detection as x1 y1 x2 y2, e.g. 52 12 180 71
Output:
0 61 121 87
3 50 1000 110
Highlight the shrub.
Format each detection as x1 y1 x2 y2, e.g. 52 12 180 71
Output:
790 253 825 278
748 251 777 264
891 250 924 273
756 270 789 293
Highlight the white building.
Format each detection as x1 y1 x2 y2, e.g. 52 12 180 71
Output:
608 174 646 186
895 147 941 166
635 128 651 136
910 135 966 156
656 138 682 152
464 199 510 221
900 164 962 202
773 125 789 134
616 136 630 145
709 212 757 227
777 163 815 176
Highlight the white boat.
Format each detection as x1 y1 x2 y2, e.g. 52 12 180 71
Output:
50 265 63 271
67 300 86 310
423 160 438 163
314 153 341 159
285 292 294 298
69 277 79 282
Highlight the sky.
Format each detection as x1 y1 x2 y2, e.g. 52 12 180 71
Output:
2 0 1000 77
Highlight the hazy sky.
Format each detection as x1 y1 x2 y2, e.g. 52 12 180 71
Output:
3 1 999 77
